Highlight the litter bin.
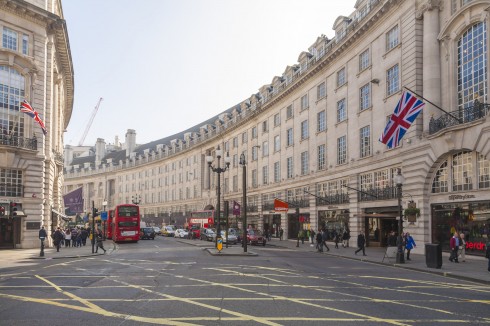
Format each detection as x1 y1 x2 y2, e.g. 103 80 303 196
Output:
425 243 442 269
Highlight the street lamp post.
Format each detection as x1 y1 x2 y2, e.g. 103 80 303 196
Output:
132 194 141 205
394 168 405 264
206 146 230 248
239 154 247 253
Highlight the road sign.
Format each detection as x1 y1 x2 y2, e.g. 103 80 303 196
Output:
101 211 108 221
217 237 223 252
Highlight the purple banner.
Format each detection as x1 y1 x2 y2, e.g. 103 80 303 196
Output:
232 201 241 216
63 187 84 214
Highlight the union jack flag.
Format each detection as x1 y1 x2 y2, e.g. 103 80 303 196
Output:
20 100 47 135
379 91 424 149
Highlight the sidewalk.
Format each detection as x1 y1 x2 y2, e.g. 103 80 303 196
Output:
176 237 489 284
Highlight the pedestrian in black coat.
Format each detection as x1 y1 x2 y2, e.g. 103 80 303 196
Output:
52 227 64 252
355 231 366 256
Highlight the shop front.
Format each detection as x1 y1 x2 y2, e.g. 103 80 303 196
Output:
263 214 281 238
362 206 399 247
287 213 310 239
431 199 489 257
318 209 349 241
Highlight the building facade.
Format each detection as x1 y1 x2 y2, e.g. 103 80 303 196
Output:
0 0 74 248
64 0 490 256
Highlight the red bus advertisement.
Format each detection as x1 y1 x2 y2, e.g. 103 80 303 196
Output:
187 210 215 238
105 210 114 240
112 204 140 242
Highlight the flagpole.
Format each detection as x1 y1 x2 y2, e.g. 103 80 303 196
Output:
403 86 461 122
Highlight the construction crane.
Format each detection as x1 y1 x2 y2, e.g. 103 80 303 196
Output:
78 97 103 146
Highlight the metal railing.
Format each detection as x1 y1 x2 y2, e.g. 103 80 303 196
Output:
429 101 490 134
358 185 399 202
315 193 349 205
0 134 37 150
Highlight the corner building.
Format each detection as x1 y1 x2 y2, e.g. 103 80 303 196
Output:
64 0 490 257
0 0 74 249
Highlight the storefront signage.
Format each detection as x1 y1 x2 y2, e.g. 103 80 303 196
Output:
465 241 486 251
448 194 476 201
327 206 338 209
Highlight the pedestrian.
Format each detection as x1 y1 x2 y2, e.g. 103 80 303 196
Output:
95 227 106 254
388 231 397 246
316 230 323 252
71 228 78 247
65 228 71 247
299 230 305 244
458 232 466 262
342 229 350 248
279 228 284 241
264 228 269 242
81 228 88 246
405 232 416 261
449 231 459 263
310 228 315 245
322 228 330 251
486 240 490 272
354 231 366 256
334 232 340 249
52 227 64 252
39 226 47 243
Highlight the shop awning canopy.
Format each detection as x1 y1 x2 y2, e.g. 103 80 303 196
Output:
52 209 71 221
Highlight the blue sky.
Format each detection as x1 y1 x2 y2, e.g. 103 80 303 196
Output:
62 0 357 146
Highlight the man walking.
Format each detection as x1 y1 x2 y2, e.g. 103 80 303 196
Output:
322 229 330 251
95 226 106 254
355 231 366 256
52 227 64 252
449 231 459 263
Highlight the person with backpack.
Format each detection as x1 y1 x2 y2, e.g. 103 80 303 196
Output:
95 226 106 254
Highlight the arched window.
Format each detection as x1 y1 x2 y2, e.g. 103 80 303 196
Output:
432 151 490 193
457 22 487 111
0 66 25 137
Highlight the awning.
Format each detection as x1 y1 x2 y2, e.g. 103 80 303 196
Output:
52 209 71 221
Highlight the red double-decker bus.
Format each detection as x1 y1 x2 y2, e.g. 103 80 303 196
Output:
111 204 140 242
105 210 114 240
187 210 216 238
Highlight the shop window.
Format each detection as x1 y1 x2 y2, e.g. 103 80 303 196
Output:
432 161 449 193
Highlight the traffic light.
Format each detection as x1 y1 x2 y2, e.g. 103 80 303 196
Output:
93 207 99 218
0 205 5 216
10 201 17 217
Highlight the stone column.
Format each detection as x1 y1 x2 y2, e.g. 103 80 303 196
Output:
418 1 442 132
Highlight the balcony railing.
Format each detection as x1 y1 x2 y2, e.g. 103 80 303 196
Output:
246 204 258 213
358 185 399 202
288 199 310 208
429 101 490 134
315 193 349 205
0 134 37 150
262 202 275 211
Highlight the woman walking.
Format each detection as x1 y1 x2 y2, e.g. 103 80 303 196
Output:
405 232 416 261
65 228 72 247
459 233 466 262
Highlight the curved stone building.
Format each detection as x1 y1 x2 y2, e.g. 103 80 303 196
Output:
0 0 73 248
64 0 490 257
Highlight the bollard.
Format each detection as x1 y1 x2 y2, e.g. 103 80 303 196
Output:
40 238 45 257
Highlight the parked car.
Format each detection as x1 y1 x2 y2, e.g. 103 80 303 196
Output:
175 229 189 238
152 226 161 235
246 229 266 246
212 230 238 244
140 227 155 240
200 228 216 241
162 225 176 237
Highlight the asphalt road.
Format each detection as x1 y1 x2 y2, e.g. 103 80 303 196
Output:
0 237 489 325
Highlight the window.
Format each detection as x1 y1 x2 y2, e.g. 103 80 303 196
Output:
287 157 294 179
337 67 346 87
0 168 22 197
301 94 309 110
286 104 294 119
337 136 347 165
359 49 370 71
233 137 238 148
386 25 399 51
262 120 268 132
242 131 248 144
224 141 229 152
252 169 258 188
274 113 281 127
318 144 326 171
274 162 280 183
251 126 258 139
452 151 473 191
0 66 26 137
252 146 259 161
301 151 309 175
2 27 17 51
262 141 269 156
432 161 449 193
262 166 269 185
317 111 326 132
232 154 238 168
360 125 371 158
360 83 370 111
337 99 346 122
286 128 294 146
478 154 490 188
274 135 280 152
22 34 28 55
317 82 326 100
300 120 309 140
233 175 238 192
457 22 487 110
386 64 399 96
